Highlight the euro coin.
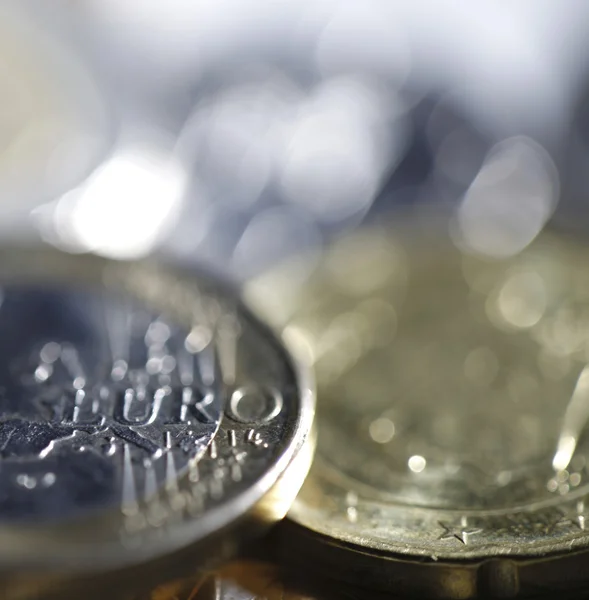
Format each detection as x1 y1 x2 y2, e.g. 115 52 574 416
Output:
246 215 589 598
0 246 314 599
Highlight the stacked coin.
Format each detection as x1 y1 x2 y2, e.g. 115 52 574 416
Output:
0 247 314 599
8 215 589 599
242 214 589 599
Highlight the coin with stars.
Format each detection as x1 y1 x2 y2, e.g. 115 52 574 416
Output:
246 214 589 598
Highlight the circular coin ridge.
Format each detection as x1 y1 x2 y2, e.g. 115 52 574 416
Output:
245 212 589 597
0 246 315 575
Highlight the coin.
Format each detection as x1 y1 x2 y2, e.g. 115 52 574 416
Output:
245 216 589 598
0 247 314 599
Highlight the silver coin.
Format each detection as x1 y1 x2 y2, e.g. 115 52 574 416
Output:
0 247 314 585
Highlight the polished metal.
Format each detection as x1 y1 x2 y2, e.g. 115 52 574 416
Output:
0 285 223 523
246 217 589 598
0 247 314 600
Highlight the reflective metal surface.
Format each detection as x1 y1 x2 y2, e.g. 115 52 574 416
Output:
246 216 589 597
6 2 589 598
0 247 314 586
0 285 222 522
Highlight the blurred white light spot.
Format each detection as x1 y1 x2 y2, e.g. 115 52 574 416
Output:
34 365 52 383
496 471 512 486
279 76 406 225
346 506 358 523
553 435 577 473
40 342 61 364
146 357 162 375
178 74 301 209
308 75 406 129
111 359 128 381
408 455 426 473
452 136 559 259
496 270 547 329
0 4 110 220
547 478 558 492
145 321 171 345
552 365 589 472
346 491 358 506
42 472 56 487
184 326 212 354
46 146 186 259
369 417 395 444
280 111 379 223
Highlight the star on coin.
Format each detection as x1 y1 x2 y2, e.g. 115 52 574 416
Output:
558 499 589 530
438 517 482 545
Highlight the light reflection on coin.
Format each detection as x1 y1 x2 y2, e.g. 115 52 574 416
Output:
246 218 589 597
0 247 314 599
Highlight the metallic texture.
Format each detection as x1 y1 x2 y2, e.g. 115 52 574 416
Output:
246 215 589 598
0 285 222 522
0 247 314 599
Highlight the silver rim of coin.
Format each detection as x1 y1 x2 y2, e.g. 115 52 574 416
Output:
0 247 314 572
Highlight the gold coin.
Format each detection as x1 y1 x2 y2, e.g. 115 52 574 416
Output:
246 215 589 598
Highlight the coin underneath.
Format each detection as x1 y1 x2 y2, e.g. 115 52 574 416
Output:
246 217 589 598
0 247 314 588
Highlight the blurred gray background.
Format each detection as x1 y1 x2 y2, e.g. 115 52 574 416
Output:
2 0 589 280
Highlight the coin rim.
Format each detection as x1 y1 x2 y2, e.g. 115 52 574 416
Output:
0 246 315 571
248 216 589 586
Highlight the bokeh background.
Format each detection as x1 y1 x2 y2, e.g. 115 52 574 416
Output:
2 0 589 278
